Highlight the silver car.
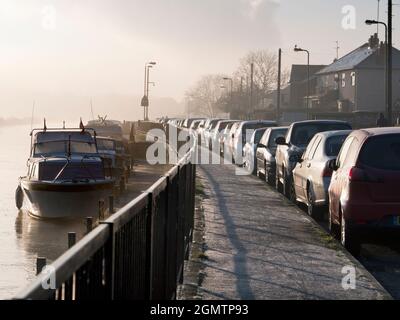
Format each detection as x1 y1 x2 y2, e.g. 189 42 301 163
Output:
292 130 352 220
243 128 269 174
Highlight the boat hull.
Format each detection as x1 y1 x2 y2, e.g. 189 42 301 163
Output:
19 179 114 219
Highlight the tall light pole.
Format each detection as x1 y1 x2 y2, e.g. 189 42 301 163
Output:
141 61 156 121
388 0 393 126
366 19 389 123
294 45 310 119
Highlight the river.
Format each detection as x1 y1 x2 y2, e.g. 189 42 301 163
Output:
0 125 87 299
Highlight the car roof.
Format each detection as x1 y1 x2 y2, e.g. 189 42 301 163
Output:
357 127 400 136
270 126 289 131
292 120 350 126
315 130 352 138
241 120 276 124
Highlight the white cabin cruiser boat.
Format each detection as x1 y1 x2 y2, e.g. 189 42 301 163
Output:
16 127 115 218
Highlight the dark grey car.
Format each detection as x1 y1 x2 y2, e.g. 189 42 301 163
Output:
256 127 288 184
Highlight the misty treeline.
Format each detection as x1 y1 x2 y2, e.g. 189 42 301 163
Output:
185 50 289 119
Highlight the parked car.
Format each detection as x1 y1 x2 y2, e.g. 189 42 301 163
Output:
224 122 241 159
256 127 288 184
243 128 269 174
292 130 351 220
200 119 223 146
183 118 205 129
275 120 352 200
209 120 237 151
328 128 400 256
220 122 239 157
232 120 277 165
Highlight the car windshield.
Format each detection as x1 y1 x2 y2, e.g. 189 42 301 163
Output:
253 130 266 144
218 122 232 131
268 129 288 148
242 123 274 142
359 134 400 171
325 135 348 157
291 123 350 147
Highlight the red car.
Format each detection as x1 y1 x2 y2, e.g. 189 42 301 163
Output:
328 128 400 256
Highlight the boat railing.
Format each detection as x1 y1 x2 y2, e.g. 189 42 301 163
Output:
15 123 196 300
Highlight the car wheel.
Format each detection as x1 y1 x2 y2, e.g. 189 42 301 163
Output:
264 163 269 184
329 211 340 240
341 214 361 256
307 186 322 220
276 166 283 193
283 171 292 199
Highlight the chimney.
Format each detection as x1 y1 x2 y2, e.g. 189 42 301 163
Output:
370 33 380 48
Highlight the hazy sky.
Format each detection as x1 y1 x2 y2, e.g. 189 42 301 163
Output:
0 0 397 118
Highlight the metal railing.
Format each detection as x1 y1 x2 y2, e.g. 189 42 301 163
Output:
15 125 196 300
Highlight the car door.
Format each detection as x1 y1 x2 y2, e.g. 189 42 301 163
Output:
304 136 323 198
329 136 355 222
256 130 269 173
294 136 318 201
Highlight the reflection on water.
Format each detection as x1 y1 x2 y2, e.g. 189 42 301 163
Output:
0 125 88 299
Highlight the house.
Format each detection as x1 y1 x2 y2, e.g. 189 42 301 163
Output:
315 33 400 114
289 64 326 109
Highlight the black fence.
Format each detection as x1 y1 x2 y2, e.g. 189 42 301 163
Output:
15 128 196 300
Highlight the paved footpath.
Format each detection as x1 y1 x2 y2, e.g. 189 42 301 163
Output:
195 164 391 300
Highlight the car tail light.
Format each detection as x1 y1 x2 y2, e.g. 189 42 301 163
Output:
348 166 383 183
349 167 363 181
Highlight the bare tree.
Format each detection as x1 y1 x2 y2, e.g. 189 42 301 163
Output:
185 74 226 117
233 50 290 110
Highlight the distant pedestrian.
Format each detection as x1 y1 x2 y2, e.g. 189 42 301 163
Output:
376 113 387 127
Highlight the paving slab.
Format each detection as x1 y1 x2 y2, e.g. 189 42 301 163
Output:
195 164 391 300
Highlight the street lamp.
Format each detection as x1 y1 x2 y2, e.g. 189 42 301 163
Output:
141 61 156 121
366 19 390 124
294 45 310 119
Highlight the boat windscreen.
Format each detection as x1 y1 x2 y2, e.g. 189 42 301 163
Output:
34 141 97 155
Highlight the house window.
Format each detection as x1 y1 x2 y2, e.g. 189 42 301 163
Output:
351 72 356 86
342 73 346 88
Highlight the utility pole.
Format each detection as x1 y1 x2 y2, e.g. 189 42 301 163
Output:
250 63 254 119
277 48 282 122
388 0 393 125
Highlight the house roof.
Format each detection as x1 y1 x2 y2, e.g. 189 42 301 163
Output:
316 43 374 75
290 64 326 83
316 42 400 75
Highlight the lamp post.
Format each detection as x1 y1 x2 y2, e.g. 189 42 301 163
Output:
294 45 310 119
141 61 156 121
366 19 389 124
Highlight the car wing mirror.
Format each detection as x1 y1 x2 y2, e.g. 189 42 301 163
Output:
328 158 338 171
275 136 287 145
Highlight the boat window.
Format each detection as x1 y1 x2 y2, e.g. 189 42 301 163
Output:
34 141 66 155
70 142 97 154
97 139 115 151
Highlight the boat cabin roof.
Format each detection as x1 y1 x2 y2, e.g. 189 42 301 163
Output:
34 131 95 144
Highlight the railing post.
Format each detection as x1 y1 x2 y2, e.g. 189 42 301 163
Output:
65 232 76 300
100 221 115 300
144 192 153 300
